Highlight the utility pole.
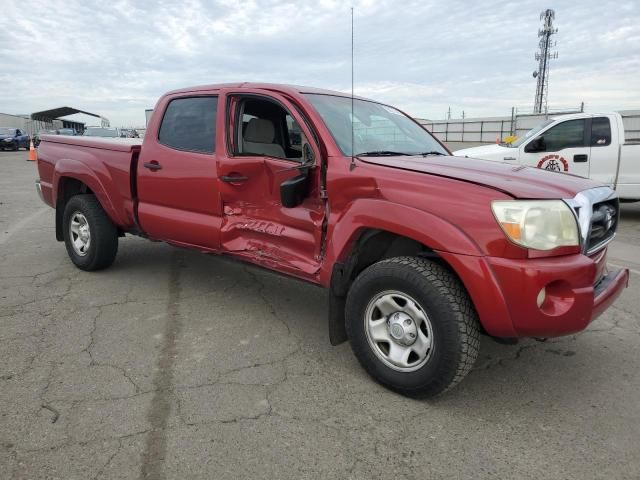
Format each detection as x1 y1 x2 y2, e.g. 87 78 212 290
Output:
532 9 558 114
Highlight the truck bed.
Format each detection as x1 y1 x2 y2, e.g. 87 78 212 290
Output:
37 135 143 232
40 135 142 151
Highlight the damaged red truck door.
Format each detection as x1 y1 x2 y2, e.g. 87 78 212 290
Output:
137 88 325 275
215 90 325 275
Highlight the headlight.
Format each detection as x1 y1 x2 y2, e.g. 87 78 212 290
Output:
491 200 579 250
3 138 13 142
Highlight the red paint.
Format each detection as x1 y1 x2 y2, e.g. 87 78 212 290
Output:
36 83 629 339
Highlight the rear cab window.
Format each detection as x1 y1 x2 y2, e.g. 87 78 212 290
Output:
158 96 218 153
590 117 612 147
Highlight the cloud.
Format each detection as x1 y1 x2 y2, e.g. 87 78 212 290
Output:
0 0 638 125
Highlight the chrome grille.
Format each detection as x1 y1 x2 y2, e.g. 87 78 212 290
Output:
587 200 618 253
565 187 619 255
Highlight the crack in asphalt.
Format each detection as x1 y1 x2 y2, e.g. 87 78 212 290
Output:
472 337 579 371
40 403 60 423
83 305 141 394
243 265 292 337
92 438 123 480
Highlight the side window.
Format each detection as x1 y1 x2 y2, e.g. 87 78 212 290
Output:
158 96 217 153
235 97 304 161
541 119 585 151
591 117 612 147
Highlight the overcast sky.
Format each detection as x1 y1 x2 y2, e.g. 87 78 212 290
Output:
1 0 639 126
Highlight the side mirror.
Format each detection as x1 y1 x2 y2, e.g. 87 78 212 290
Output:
525 135 545 153
280 174 309 208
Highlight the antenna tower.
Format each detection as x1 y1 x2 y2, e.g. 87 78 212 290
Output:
532 9 558 114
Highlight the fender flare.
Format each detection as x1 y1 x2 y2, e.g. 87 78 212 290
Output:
324 199 485 345
326 199 482 267
53 158 125 227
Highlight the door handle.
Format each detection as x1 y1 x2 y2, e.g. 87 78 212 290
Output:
503 156 516 161
573 154 588 163
220 175 249 183
143 161 162 171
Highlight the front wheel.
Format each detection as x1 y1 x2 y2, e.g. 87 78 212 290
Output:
345 256 480 397
63 194 118 271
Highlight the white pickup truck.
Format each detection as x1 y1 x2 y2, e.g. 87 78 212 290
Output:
454 112 640 201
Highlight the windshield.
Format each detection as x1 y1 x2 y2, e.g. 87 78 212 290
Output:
0 128 16 135
510 119 554 148
84 128 118 138
305 94 448 157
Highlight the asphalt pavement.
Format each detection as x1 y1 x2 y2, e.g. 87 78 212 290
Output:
1 150 639 479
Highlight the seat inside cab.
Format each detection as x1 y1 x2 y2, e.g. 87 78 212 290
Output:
237 98 304 161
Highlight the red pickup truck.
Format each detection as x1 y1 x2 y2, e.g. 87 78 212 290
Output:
35 83 629 397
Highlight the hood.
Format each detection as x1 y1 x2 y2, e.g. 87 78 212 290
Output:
453 144 510 158
0 134 14 140
360 155 600 199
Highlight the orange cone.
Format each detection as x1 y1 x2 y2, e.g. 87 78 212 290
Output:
28 140 37 162
495 136 500 144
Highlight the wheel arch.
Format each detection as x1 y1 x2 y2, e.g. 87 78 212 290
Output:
55 176 94 241
327 199 481 267
53 158 125 241
327 225 481 345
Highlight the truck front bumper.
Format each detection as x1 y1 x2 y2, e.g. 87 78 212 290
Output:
439 250 629 338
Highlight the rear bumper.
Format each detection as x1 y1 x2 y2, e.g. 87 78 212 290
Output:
439 250 629 338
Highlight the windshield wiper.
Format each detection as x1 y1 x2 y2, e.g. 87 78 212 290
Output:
355 151 412 157
418 151 447 156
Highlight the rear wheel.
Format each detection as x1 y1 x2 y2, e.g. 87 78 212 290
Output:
345 256 480 397
63 194 118 271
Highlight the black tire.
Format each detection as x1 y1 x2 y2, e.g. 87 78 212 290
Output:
62 194 118 271
345 256 480 397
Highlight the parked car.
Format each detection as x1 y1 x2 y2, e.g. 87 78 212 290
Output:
454 112 640 202
35 83 629 397
0 127 30 150
57 128 78 136
33 129 58 147
83 127 120 138
119 128 139 138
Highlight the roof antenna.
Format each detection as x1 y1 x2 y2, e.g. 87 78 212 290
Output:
349 6 356 171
